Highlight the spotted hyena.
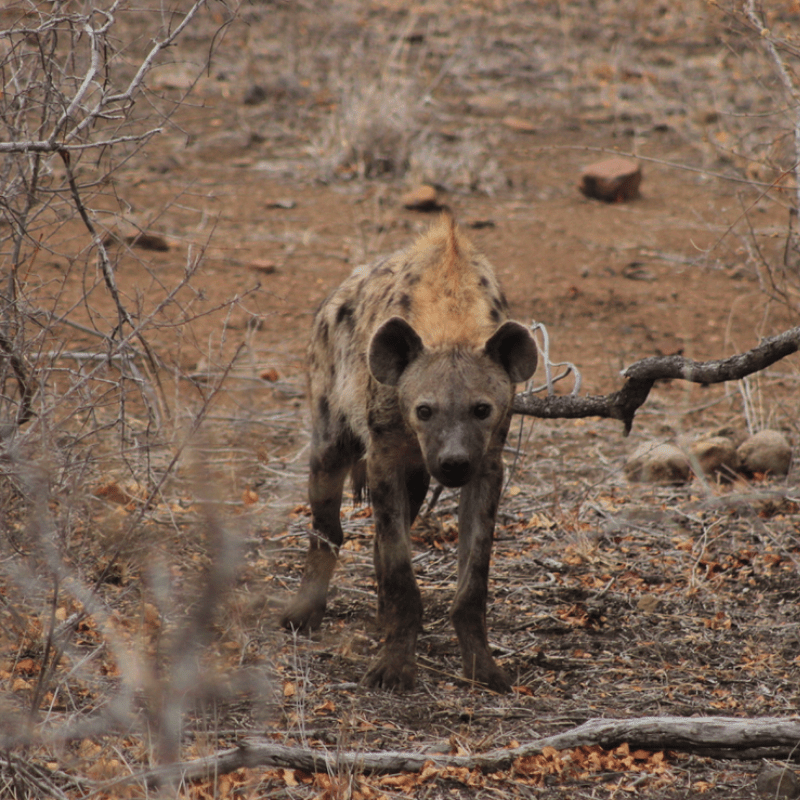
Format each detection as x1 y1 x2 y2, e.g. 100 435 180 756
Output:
280 215 537 692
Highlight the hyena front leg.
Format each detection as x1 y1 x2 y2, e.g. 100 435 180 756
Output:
280 448 351 632
363 454 424 690
450 440 511 693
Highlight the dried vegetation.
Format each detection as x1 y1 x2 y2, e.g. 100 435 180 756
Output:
1 0 800 798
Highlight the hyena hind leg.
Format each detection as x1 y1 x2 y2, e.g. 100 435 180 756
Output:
280 454 351 632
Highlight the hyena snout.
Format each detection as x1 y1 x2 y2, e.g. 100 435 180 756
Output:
432 435 478 487
437 451 472 487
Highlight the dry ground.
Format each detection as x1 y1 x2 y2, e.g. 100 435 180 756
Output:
2 1 800 798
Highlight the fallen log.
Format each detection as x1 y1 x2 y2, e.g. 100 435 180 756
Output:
512 325 800 434
139 715 800 786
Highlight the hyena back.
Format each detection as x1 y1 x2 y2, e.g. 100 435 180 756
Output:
281 216 537 692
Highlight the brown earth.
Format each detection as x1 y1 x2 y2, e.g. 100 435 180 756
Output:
4 1 800 798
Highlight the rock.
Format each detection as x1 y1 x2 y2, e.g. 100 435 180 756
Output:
102 216 170 252
708 425 748 448
689 436 740 480
502 116 537 133
127 232 170 252
243 84 269 105
756 763 800 799
250 259 278 275
95 480 145 506
243 75 307 105
636 595 660 614
401 185 440 211
150 63 198 90
625 442 690 485
737 430 792 477
467 93 509 114
147 155 181 174
579 156 642 202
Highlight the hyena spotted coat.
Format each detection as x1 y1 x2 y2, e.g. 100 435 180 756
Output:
281 216 537 692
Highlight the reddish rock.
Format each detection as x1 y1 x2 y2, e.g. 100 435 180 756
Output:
579 156 642 202
102 215 170 251
502 116 537 133
401 185 440 211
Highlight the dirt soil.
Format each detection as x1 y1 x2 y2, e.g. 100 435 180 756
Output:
4 1 800 798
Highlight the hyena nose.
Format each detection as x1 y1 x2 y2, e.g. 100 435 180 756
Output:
438 455 472 487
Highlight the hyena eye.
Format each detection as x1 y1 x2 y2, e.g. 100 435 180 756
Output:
416 404 433 421
473 403 492 420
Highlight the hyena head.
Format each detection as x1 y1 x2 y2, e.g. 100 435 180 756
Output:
369 317 538 488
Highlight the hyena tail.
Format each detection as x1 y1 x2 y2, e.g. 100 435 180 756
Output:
351 458 368 505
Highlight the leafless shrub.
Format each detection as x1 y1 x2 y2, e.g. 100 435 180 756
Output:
712 2 800 308
0 450 272 797
0 0 246 450
0 1 272 794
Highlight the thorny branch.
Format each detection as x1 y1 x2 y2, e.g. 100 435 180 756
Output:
513 325 800 434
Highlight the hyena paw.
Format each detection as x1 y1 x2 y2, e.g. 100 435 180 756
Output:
362 651 417 691
478 663 512 694
462 654 512 693
280 595 325 632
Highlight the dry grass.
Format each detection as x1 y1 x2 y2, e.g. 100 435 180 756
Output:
1 0 800 798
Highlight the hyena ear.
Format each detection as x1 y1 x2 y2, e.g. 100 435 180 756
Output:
484 321 538 383
369 317 425 386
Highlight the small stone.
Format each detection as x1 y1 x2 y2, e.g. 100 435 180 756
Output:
756 763 800 799
737 430 792 477
243 76 307 105
689 436 740 480
625 442 690 485
95 481 134 506
708 425 748 448
401 185 440 211
637 595 660 614
421 739 453 756
102 216 170 252
150 63 197 90
243 84 269 105
468 93 508 114
579 156 642 202
147 155 181 174
502 116 537 133
250 259 278 275
132 233 170 252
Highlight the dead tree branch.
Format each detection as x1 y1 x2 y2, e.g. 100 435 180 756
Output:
513 326 800 434
133 715 800 787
